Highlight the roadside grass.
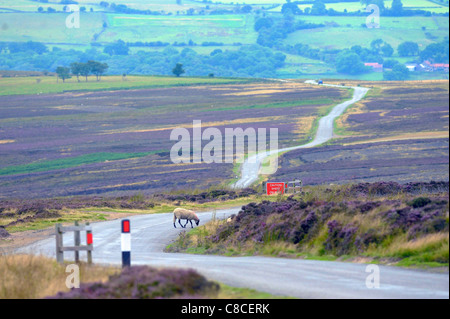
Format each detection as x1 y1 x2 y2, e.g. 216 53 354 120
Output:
0 254 118 299
1 210 110 233
1 193 262 234
168 219 449 269
218 283 295 299
0 254 291 299
369 233 450 268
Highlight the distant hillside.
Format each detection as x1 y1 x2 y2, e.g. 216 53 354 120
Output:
0 0 448 80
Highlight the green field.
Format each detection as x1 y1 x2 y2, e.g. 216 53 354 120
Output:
284 16 449 50
0 12 104 44
103 13 256 44
1 11 446 51
0 12 257 46
0 0 97 12
0 151 161 176
0 75 247 96
0 1 448 80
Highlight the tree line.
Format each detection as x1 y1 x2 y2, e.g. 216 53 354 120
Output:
282 0 448 17
56 61 108 83
0 41 286 78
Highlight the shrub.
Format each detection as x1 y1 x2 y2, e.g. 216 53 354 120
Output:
325 220 358 256
409 197 432 208
48 266 220 299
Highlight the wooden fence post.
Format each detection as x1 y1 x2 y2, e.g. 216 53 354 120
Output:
55 223 64 264
74 221 80 263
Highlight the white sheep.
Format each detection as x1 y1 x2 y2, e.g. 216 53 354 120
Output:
173 208 200 229
227 214 236 223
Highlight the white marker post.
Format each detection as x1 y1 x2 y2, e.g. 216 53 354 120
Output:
121 219 131 268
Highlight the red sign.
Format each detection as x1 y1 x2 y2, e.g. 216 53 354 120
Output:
86 233 93 245
266 182 286 195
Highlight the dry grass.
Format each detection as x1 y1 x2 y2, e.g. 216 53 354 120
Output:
0 140 15 144
378 233 449 257
293 116 315 137
343 131 450 145
323 80 449 89
0 254 119 299
100 116 283 135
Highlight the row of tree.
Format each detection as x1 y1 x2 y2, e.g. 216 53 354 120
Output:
282 0 448 17
56 61 108 82
7 43 284 79
0 41 48 55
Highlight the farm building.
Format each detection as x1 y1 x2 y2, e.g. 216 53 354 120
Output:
423 61 450 72
364 63 384 72
405 63 420 72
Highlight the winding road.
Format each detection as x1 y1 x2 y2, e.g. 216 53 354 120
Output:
234 81 370 188
18 81 449 299
234 81 369 188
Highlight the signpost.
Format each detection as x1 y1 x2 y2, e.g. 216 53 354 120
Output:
266 180 303 196
266 182 286 195
121 219 131 268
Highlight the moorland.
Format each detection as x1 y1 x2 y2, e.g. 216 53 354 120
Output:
269 80 449 185
0 0 449 300
0 76 349 198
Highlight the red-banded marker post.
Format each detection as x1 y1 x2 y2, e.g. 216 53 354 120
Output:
121 219 131 268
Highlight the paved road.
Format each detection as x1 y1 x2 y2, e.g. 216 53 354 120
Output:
233 81 370 188
20 208 449 299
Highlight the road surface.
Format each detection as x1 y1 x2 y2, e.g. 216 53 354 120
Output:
233 81 370 189
19 209 449 299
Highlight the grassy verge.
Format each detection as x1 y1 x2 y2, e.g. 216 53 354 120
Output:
218 283 294 299
1 210 111 233
0 254 291 299
0 192 262 234
0 254 118 299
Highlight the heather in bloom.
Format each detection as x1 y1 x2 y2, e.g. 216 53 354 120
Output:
48 266 219 299
171 182 449 265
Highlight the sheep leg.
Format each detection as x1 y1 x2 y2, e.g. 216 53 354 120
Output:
183 219 189 228
178 219 185 228
189 220 194 228
173 216 177 228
